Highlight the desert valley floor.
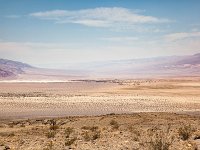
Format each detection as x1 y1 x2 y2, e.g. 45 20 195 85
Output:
0 77 200 119
0 77 200 149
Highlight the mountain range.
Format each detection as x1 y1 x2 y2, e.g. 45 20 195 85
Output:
0 53 200 80
0 59 33 78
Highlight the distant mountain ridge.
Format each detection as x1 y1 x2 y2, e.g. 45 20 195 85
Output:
0 53 200 79
61 53 200 78
0 59 33 78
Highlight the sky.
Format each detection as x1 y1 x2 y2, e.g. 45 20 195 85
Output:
0 0 200 68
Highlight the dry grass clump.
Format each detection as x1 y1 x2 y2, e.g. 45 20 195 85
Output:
110 120 119 129
46 131 56 138
64 126 77 146
148 132 173 150
178 124 195 141
65 137 77 146
20 123 25 127
0 144 11 150
8 132 15 137
43 141 53 150
81 126 101 141
140 125 174 150
49 120 59 131
82 131 100 141
128 126 141 141
46 120 59 139
8 124 14 128
82 131 90 141
92 130 101 140
81 126 98 131
0 131 15 137
194 135 200 140
107 113 116 115
65 127 74 138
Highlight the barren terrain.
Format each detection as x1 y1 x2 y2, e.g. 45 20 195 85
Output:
1 77 200 149
0 77 200 119
0 113 200 150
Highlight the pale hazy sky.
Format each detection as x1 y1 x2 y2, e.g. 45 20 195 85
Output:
0 0 200 68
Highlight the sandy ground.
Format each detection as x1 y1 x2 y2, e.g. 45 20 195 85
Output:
1 77 200 119
0 113 200 150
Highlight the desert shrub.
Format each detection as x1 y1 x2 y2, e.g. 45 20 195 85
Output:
108 113 116 115
43 141 53 150
65 127 74 138
178 124 195 141
90 126 98 131
143 125 174 150
194 135 200 140
110 120 119 129
20 124 25 127
46 131 56 138
8 124 13 128
50 124 59 130
81 126 98 132
0 132 15 137
49 120 59 130
129 126 141 141
92 130 100 140
65 137 77 146
83 131 90 141
149 133 172 150
129 126 141 136
8 132 15 137
0 124 5 128
81 126 100 141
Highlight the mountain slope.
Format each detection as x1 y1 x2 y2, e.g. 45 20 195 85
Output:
0 59 86 81
0 59 33 78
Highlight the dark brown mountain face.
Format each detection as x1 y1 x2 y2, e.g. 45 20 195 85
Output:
0 59 33 78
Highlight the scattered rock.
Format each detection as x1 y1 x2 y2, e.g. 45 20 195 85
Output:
0 145 10 150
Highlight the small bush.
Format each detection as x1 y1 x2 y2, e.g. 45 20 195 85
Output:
20 124 25 127
108 113 115 115
178 125 194 141
8 132 15 137
0 131 15 137
143 125 174 150
129 126 140 141
129 126 141 136
81 126 98 132
110 120 119 129
83 131 90 141
65 137 77 146
50 125 59 130
8 124 14 128
194 135 200 140
65 127 74 138
81 126 100 141
43 141 53 150
92 131 100 140
149 134 171 150
46 131 56 138
49 120 59 130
